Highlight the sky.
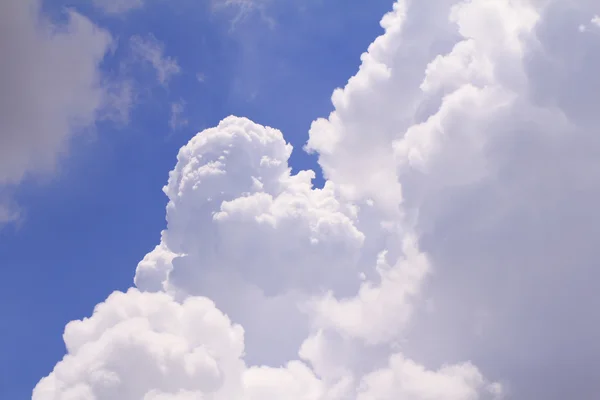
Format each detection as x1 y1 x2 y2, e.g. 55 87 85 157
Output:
1 0 600 399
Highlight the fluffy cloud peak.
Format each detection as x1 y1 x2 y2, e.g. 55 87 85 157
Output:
33 289 246 399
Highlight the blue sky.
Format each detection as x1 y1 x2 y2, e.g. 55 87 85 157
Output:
5 1 600 399
0 0 393 398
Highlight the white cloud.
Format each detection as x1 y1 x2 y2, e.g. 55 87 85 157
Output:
33 289 246 399
35 0 600 399
130 35 181 86
592 15 600 27
0 0 113 187
356 355 499 400
169 100 189 131
310 236 429 346
35 112 499 399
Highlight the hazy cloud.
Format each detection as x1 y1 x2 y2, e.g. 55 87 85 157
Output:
130 35 181 86
169 100 188 131
0 0 112 186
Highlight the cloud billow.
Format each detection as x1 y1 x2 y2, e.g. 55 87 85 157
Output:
33 0 600 399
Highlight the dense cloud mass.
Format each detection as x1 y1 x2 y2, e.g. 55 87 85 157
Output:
35 0 600 399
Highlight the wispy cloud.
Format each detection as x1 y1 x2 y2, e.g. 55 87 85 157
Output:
130 35 180 86
169 100 188 131
213 0 276 29
100 79 136 125
93 0 144 14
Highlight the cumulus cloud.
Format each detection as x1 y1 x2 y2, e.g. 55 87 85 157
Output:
35 0 600 399
33 289 246 399
130 35 181 86
35 112 499 399
0 0 113 187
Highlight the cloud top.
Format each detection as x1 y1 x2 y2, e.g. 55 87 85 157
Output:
33 0 600 398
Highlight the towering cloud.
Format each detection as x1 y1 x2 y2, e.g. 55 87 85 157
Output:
34 0 600 399
0 0 112 187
